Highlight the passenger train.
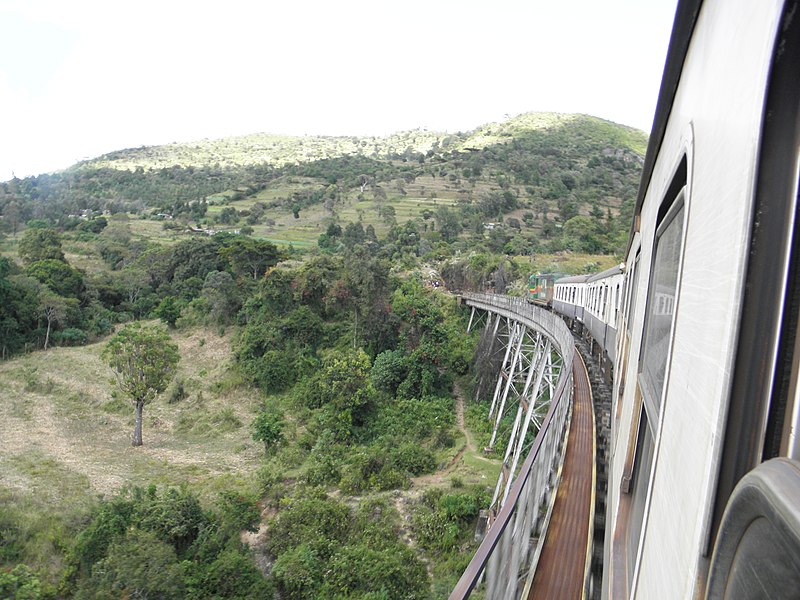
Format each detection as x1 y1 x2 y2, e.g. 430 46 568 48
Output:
548 0 800 597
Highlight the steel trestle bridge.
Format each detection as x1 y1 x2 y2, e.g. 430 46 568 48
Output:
451 293 595 600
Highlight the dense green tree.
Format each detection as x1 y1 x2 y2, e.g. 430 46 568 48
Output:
75 529 185 600
26 259 84 298
370 349 408 394
17 228 65 265
154 295 182 328
294 255 339 309
201 270 239 324
0 260 39 357
563 214 602 252
102 323 179 446
219 238 283 280
169 237 228 284
240 268 295 320
1 200 22 237
217 206 239 224
435 206 462 242
307 349 375 441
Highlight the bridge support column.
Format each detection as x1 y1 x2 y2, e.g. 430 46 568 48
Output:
467 306 476 333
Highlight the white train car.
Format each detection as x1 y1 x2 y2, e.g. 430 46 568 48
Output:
606 0 800 598
553 274 590 322
583 266 625 366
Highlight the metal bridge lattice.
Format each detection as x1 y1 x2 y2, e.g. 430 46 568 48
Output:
453 294 577 600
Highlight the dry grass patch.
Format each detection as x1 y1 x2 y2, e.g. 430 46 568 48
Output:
0 325 265 502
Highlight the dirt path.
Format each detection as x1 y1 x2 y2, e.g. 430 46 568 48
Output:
454 381 476 453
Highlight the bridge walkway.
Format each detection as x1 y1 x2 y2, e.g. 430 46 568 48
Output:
529 350 595 599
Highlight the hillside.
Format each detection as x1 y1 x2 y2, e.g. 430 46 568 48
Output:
0 112 646 255
0 112 646 598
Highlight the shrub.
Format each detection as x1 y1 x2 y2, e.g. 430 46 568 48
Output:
75 529 185 600
271 544 323 600
0 564 43 600
388 442 436 476
251 409 285 454
54 328 88 347
324 543 429 599
256 462 287 506
217 490 260 535
189 548 273 599
266 491 350 557
166 377 187 404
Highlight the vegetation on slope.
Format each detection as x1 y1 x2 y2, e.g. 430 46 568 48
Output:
0 112 645 256
0 112 644 598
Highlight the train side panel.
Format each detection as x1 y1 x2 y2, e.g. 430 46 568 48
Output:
606 1 784 598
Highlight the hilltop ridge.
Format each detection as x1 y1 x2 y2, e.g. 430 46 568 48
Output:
74 112 646 173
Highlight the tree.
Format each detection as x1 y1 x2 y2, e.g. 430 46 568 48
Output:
435 206 462 242
78 529 185 599
201 270 239 324
217 206 239 225
2 201 21 237
39 289 68 350
102 323 179 446
308 349 375 441
17 228 65 265
26 258 84 298
219 238 283 280
155 296 181 328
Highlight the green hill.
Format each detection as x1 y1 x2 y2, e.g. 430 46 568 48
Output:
0 112 646 255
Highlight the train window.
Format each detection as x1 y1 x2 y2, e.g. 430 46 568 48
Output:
620 162 687 590
626 253 641 335
627 408 655 588
639 189 685 421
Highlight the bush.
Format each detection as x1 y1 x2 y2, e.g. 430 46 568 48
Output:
217 490 259 535
166 377 187 404
271 544 323 600
266 491 350 557
53 327 88 347
189 548 273 599
75 529 185 600
256 462 287 506
0 564 43 600
388 442 436 476
251 409 285 454
412 508 460 552
324 543 429 599
370 349 407 393
373 395 454 441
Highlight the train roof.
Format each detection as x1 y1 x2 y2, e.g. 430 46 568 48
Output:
555 274 591 285
628 0 702 255
586 265 624 283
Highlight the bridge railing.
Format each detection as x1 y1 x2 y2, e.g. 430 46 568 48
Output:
451 293 575 599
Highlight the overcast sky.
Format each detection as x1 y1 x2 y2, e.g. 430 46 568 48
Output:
0 0 678 181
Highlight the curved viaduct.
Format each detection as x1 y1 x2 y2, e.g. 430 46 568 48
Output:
451 293 596 600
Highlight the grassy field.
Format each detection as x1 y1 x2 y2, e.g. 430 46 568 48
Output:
0 325 265 504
